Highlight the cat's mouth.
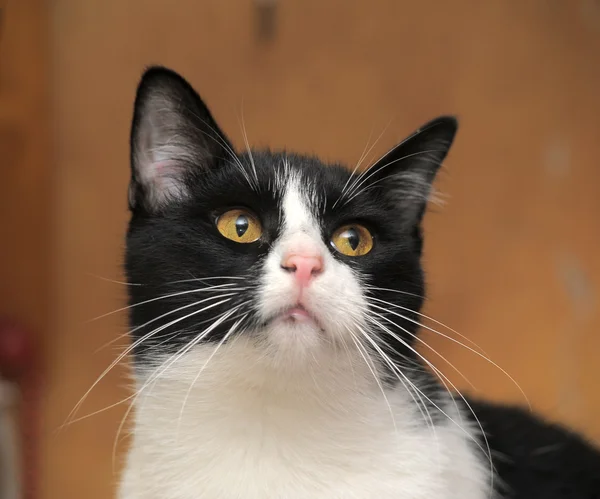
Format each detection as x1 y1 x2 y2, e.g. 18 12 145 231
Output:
266 305 321 329
281 306 314 323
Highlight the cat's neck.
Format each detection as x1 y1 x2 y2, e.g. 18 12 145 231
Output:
131 335 444 473
122 337 489 499
134 336 393 418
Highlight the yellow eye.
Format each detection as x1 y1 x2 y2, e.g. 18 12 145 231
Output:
330 224 373 257
216 208 262 243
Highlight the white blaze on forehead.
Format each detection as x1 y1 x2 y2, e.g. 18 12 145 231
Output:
281 173 319 236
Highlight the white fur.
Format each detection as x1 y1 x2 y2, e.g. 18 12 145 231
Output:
120 342 490 499
119 171 491 499
256 174 368 367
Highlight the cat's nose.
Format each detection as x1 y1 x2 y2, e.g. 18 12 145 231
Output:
281 253 324 287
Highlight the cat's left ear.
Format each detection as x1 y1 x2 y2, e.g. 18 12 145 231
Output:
361 116 458 224
129 66 234 213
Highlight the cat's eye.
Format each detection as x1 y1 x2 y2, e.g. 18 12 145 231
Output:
330 224 373 257
216 208 262 243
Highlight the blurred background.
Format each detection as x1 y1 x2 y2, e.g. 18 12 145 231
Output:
1 1 599 498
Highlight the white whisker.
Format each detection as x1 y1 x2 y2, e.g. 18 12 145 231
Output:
177 313 248 438
187 110 257 191
355 324 441 468
341 150 445 205
364 284 425 300
353 324 436 443
66 296 234 427
364 315 495 494
365 291 487 355
86 273 144 286
345 327 398 435
87 283 246 323
367 306 476 391
238 108 260 190
367 299 530 408
95 290 244 352
111 305 246 471
334 120 392 208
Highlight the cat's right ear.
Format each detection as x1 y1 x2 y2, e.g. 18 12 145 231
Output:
129 67 233 213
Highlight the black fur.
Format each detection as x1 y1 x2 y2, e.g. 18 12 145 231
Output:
125 66 600 496
125 67 451 365
469 400 600 498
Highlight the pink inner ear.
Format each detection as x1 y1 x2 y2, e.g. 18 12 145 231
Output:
151 160 175 175
149 160 181 184
144 159 187 203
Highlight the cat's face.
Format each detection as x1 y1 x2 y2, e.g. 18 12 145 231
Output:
126 67 457 371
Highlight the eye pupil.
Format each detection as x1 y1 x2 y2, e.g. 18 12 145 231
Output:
331 224 372 257
235 215 249 237
345 228 360 250
216 209 261 243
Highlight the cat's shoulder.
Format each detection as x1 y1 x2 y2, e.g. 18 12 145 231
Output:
468 398 600 498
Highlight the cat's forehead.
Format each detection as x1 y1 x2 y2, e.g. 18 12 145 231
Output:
249 151 350 210
224 151 392 233
203 150 391 235
279 169 321 234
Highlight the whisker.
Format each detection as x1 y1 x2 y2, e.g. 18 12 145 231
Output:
363 284 425 300
95 291 241 352
367 300 530 408
85 273 144 286
170 276 248 285
337 332 359 391
367 306 476 391
353 324 436 443
86 283 246 323
346 149 443 197
345 328 398 435
365 314 466 421
110 305 245 470
64 391 137 426
334 120 392 208
358 325 444 468
65 297 234 427
344 158 443 206
140 305 247 395
187 110 257 192
341 150 445 204
364 316 495 493
177 312 248 436
365 292 487 355
238 107 260 190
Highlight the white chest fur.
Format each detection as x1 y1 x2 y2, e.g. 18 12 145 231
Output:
119 339 490 499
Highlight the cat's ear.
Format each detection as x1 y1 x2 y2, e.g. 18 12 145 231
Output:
129 66 233 212
363 116 457 224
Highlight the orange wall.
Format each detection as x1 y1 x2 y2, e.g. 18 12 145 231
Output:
1 4 50 497
0 2 50 352
16 1 600 498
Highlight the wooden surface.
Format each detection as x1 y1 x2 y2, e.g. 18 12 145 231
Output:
0 1 50 351
0 1 50 497
40 1 600 498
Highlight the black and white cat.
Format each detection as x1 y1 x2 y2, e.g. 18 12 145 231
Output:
119 67 600 498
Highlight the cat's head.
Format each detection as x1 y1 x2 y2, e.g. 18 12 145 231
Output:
125 67 457 372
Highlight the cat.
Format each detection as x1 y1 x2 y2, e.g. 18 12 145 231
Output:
119 66 600 498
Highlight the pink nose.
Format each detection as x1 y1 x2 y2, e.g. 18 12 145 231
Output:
281 253 324 287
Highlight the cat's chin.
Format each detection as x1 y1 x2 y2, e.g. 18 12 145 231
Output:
260 318 326 367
